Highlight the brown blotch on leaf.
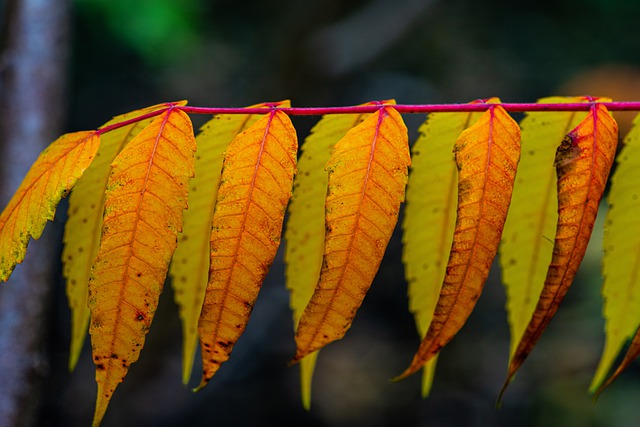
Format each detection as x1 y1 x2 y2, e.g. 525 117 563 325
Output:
557 134 574 152
458 179 472 195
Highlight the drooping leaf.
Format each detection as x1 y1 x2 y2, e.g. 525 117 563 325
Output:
196 108 298 390
284 100 393 408
88 108 196 426
170 102 280 385
396 105 521 381
591 112 640 392
403 98 498 397
499 96 594 361
292 106 410 362
501 103 618 396
64 102 183 371
0 131 101 282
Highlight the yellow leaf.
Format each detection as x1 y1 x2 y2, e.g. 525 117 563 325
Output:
64 102 183 372
293 106 410 362
285 100 393 408
0 131 101 282
403 98 497 397
396 105 521 381
499 96 594 361
170 101 284 385
502 103 618 397
197 109 298 390
591 112 640 391
88 108 196 426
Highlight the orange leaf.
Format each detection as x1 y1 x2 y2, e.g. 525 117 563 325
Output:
395 105 521 381
64 102 182 372
170 101 279 385
500 103 618 397
403 97 500 396
292 106 410 362
88 108 196 425
196 108 298 389
0 131 100 281
499 97 597 364
284 100 395 408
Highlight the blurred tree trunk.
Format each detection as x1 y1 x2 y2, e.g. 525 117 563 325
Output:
0 0 70 426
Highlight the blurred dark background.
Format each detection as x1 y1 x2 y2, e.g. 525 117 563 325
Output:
3 0 640 426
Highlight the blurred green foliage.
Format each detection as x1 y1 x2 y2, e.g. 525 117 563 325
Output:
74 0 203 64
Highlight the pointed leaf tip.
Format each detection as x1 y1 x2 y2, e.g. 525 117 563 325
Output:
397 105 521 380
502 103 618 396
594 312 640 397
594 312 640 400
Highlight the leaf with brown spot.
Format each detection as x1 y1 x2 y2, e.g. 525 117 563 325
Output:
196 108 298 390
292 106 410 362
170 101 282 385
88 107 196 425
403 98 499 396
395 105 521 381
285 101 393 408
64 102 184 371
500 103 618 398
499 97 597 362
